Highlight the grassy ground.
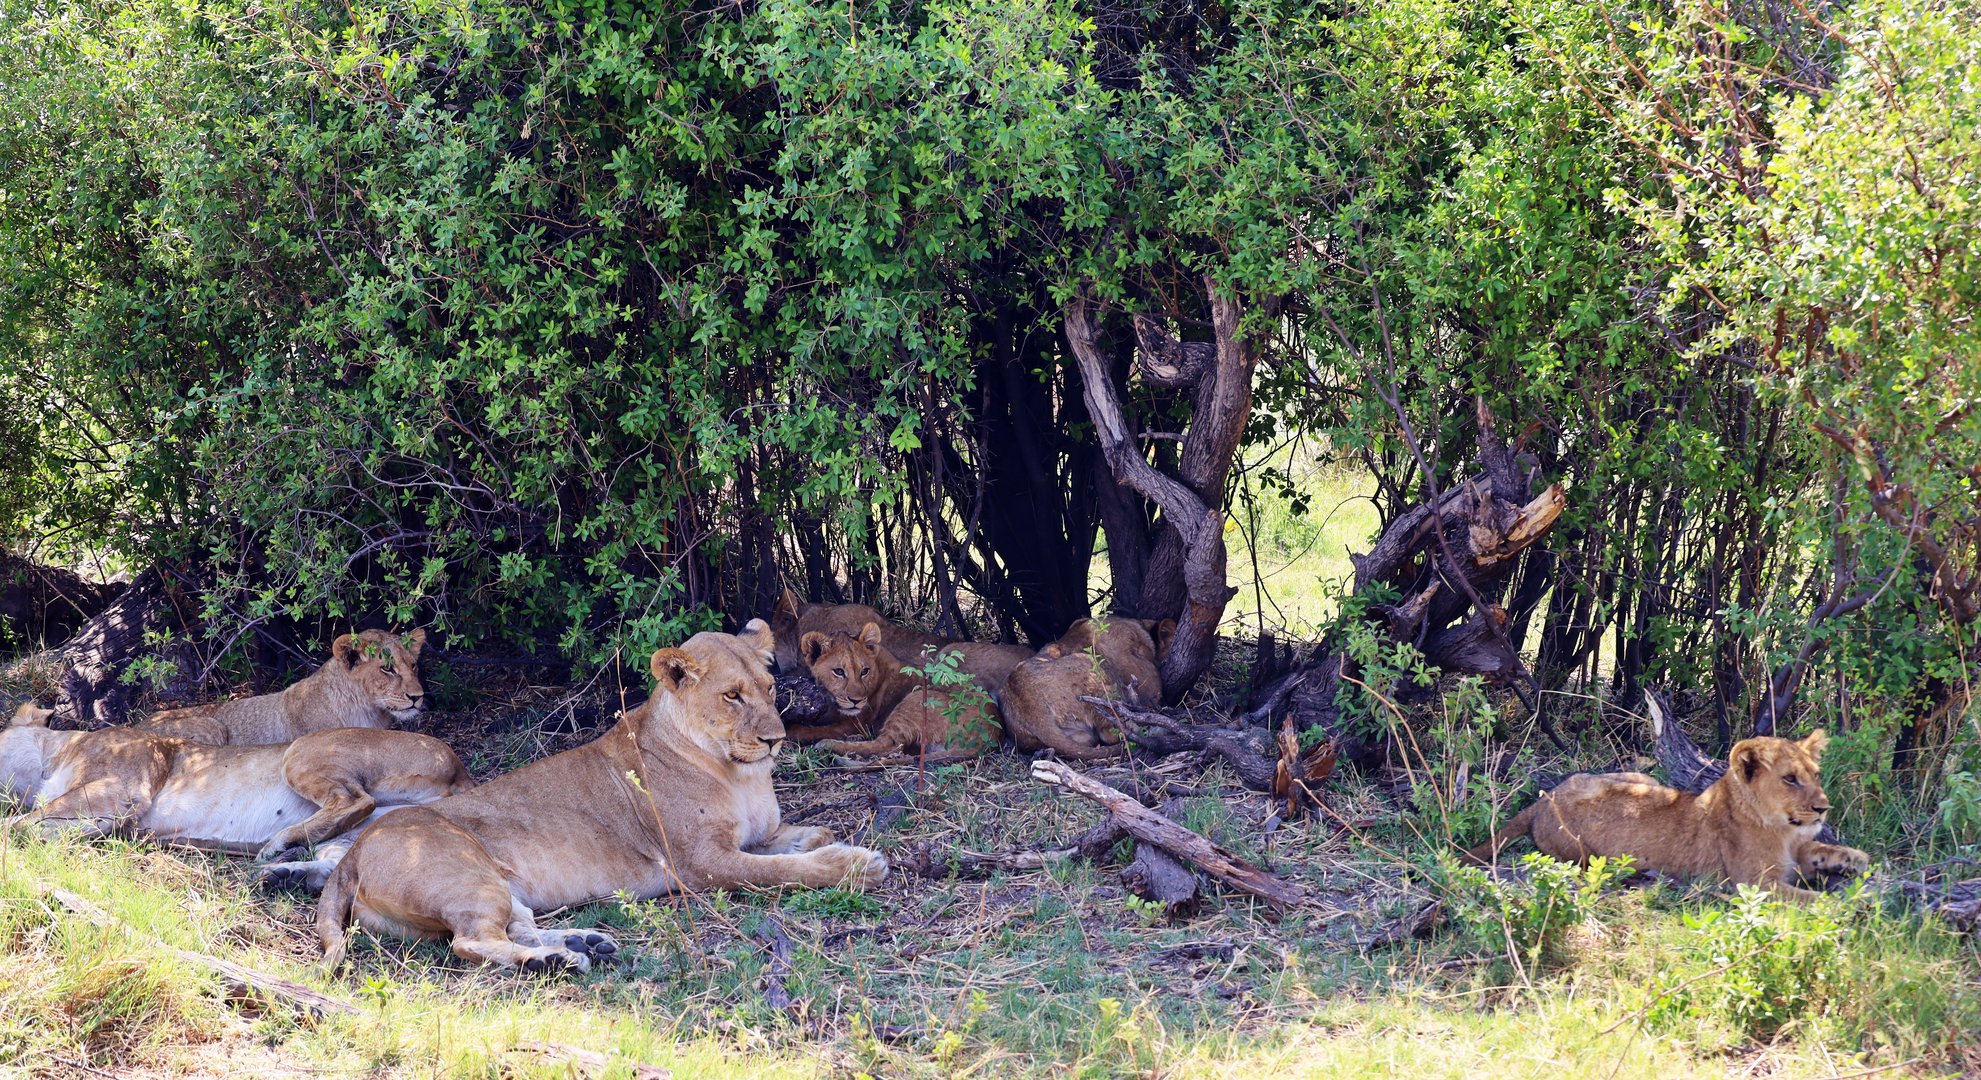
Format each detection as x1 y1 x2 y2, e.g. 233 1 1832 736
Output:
4 696 1978 1078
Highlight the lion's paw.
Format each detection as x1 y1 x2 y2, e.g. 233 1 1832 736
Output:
1809 845 1870 877
517 944 592 975
560 930 621 965
259 861 320 893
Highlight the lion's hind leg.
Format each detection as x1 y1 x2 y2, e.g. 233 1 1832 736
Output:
315 808 598 975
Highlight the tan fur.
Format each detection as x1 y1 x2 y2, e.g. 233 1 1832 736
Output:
788 624 1010 758
141 629 428 745
999 647 1128 760
307 620 887 974
1465 730 1870 900
770 588 946 675
931 641 1036 696
0 704 470 860
1051 617 1167 706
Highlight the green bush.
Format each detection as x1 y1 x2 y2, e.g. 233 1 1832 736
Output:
1437 852 1634 972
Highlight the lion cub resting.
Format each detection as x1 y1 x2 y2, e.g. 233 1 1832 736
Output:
141 629 428 745
790 623 1005 759
999 617 1169 761
304 621 887 974
1 702 471 859
1466 729 1869 900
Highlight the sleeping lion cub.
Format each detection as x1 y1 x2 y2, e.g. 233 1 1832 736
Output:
1467 725 1869 900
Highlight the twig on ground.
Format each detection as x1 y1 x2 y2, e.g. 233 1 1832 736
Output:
47 887 356 1020
1030 760 1307 908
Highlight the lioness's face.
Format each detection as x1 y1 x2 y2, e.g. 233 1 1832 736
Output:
1732 731 1835 833
801 624 883 717
333 629 428 723
651 620 783 764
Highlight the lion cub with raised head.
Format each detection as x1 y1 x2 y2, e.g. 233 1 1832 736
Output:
790 624 1005 758
1467 728 1869 900
2 702 471 859
307 620 887 974
142 629 428 745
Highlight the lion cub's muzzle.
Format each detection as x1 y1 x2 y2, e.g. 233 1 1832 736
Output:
833 697 865 717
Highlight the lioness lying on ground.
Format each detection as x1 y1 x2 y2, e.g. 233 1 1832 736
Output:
0 702 471 859
1465 727 1870 900
769 589 945 675
300 620 888 973
790 624 1004 759
141 629 428 745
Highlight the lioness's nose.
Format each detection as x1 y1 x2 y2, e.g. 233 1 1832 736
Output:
409 693 425 707
760 735 785 750
1813 804 1830 814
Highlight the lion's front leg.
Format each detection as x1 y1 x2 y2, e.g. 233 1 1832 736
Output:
748 824 837 855
689 843 889 892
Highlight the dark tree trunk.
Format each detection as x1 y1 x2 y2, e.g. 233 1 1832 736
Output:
1063 282 1269 702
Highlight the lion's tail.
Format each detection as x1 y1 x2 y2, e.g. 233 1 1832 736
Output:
314 851 358 972
1462 801 1540 866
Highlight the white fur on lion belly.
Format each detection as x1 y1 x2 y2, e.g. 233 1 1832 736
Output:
140 747 318 846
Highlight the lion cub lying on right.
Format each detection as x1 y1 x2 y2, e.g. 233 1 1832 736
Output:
1467 729 1869 901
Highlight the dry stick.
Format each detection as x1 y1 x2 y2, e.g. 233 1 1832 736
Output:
1029 760 1307 908
752 916 799 1015
47 887 357 1020
511 1041 674 1080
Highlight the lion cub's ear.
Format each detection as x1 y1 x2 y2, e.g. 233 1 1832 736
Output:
1800 729 1830 759
1037 642 1066 660
403 628 427 656
1730 739 1767 783
776 587 801 619
9 702 53 728
857 622 883 651
736 618 776 666
650 648 705 691
330 634 362 668
801 631 831 666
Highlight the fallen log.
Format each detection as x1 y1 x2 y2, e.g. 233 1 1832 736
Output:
775 672 839 728
48 887 356 1020
1030 760 1307 908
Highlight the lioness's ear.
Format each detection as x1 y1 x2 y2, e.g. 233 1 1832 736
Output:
858 622 882 651
801 631 830 666
1153 619 1177 655
1800 728 1830 759
330 634 361 668
650 648 705 691
736 618 776 666
9 702 52 728
1730 739 1766 783
403 628 426 656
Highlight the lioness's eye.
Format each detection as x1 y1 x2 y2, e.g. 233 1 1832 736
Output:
723 689 741 701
